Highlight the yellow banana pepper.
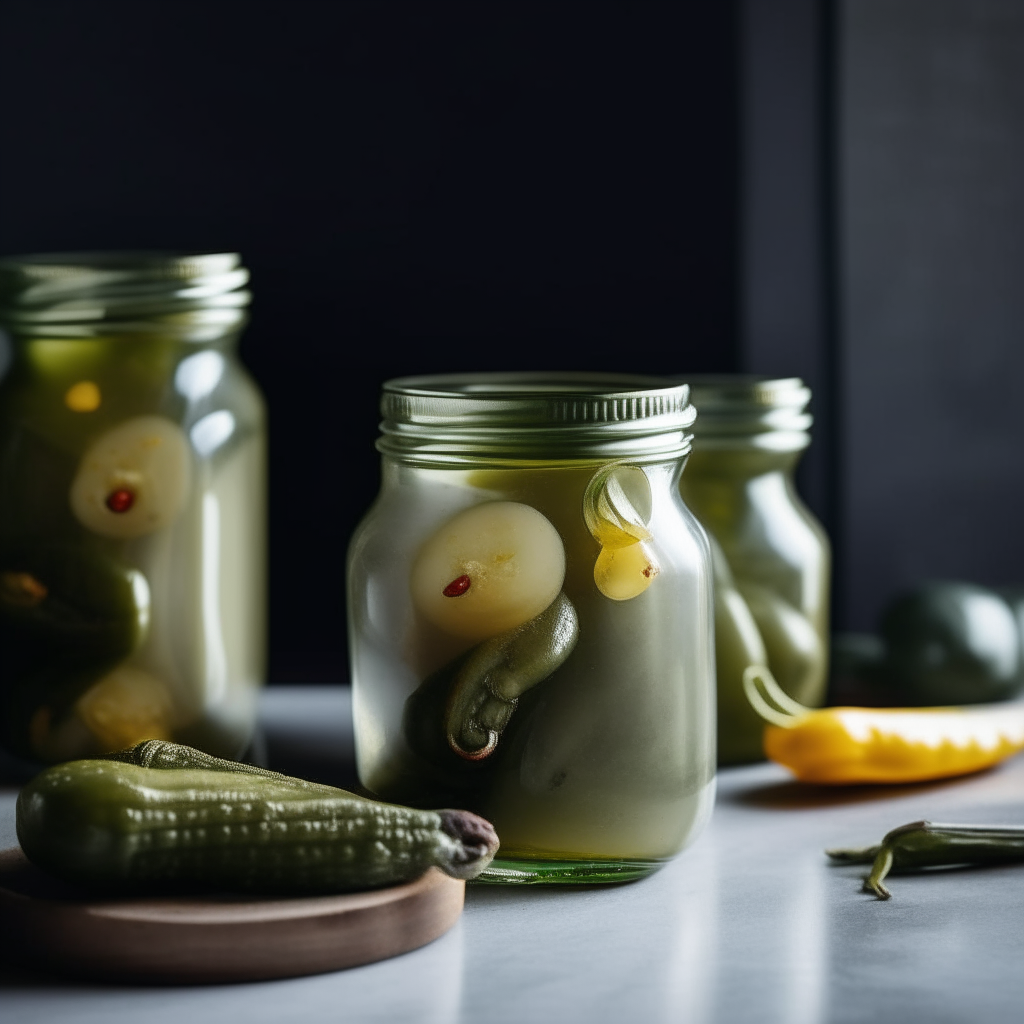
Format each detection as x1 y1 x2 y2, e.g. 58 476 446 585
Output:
743 666 1024 784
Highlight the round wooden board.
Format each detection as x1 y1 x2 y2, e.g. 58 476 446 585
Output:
0 847 464 984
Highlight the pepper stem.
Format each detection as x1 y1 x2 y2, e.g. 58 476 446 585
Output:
742 665 809 728
448 729 499 761
863 845 895 900
825 844 882 864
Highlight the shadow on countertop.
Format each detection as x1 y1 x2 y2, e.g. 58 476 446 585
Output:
719 762 1007 811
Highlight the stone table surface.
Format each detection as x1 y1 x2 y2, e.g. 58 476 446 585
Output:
3 686 1024 1024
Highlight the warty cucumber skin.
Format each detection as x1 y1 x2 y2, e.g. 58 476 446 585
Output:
17 761 461 893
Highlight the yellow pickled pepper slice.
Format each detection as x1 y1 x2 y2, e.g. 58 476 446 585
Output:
744 665 1024 784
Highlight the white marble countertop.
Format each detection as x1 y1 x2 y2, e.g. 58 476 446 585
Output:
3 686 1024 1024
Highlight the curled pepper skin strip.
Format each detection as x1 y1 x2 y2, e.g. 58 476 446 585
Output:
743 666 1024 784
827 820 1024 899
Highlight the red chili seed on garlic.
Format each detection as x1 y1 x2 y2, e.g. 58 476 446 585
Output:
105 488 136 514
442 574 472 597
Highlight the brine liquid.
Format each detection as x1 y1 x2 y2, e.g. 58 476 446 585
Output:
125 429 265 757
349 462 715 864
0 337 266 762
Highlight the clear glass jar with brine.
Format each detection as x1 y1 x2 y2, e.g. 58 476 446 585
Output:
348 374 715 884
0 252 265 765
679 377 830 765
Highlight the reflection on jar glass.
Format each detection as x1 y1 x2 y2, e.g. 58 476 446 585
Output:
0 252 266 764
348 374 716 884
679 376 831 766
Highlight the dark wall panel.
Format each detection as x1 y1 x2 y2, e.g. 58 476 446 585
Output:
0 2 739 680
840 0 1024 628
739 0 833 526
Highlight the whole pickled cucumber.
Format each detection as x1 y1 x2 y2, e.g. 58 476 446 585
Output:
16 755 499 893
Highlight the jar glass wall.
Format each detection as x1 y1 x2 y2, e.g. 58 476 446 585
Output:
679 377 830 765
0 253 266 764
348 374 715 883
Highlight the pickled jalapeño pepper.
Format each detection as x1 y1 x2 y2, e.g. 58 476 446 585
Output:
828 821 1024 899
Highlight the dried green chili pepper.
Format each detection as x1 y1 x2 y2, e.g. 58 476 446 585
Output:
399 592 578 806
827 820 1024 899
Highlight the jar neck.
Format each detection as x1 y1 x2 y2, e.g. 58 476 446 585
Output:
6 327 241 352
0 330 243 416
0 252 250 344
381 452 690 480
684 444 805 479
685 375 813 457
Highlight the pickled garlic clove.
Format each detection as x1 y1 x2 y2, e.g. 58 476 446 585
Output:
411 501 566 642
593 541 660 601
75 666 173 752
70 416 192 538
584 463 659 600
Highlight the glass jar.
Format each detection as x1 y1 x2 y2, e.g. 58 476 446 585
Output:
679 377 830 765
0 252 266 764
348 374 715 883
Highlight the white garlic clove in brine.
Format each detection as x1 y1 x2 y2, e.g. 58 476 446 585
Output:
70 416 192 539
411 501 566 643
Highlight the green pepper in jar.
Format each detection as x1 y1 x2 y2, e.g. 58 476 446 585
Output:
378 500 582 808
0 543 149 759
736 580 825 708
401 591 579 804
708 536 771 765
2 336 185 459
679 378 831 765
444 591 579 759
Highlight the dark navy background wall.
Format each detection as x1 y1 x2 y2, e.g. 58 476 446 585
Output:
8 0 1020 671
0 2 740 681
741 0 1024 634
838 0 1024 630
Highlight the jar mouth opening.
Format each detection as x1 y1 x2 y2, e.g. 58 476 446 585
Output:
678 374 812 449
0 251 250 342
387 371 687 397
379 372 695 466
0 251 241 276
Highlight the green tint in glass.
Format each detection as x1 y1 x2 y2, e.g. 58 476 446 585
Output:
679 376 831 766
